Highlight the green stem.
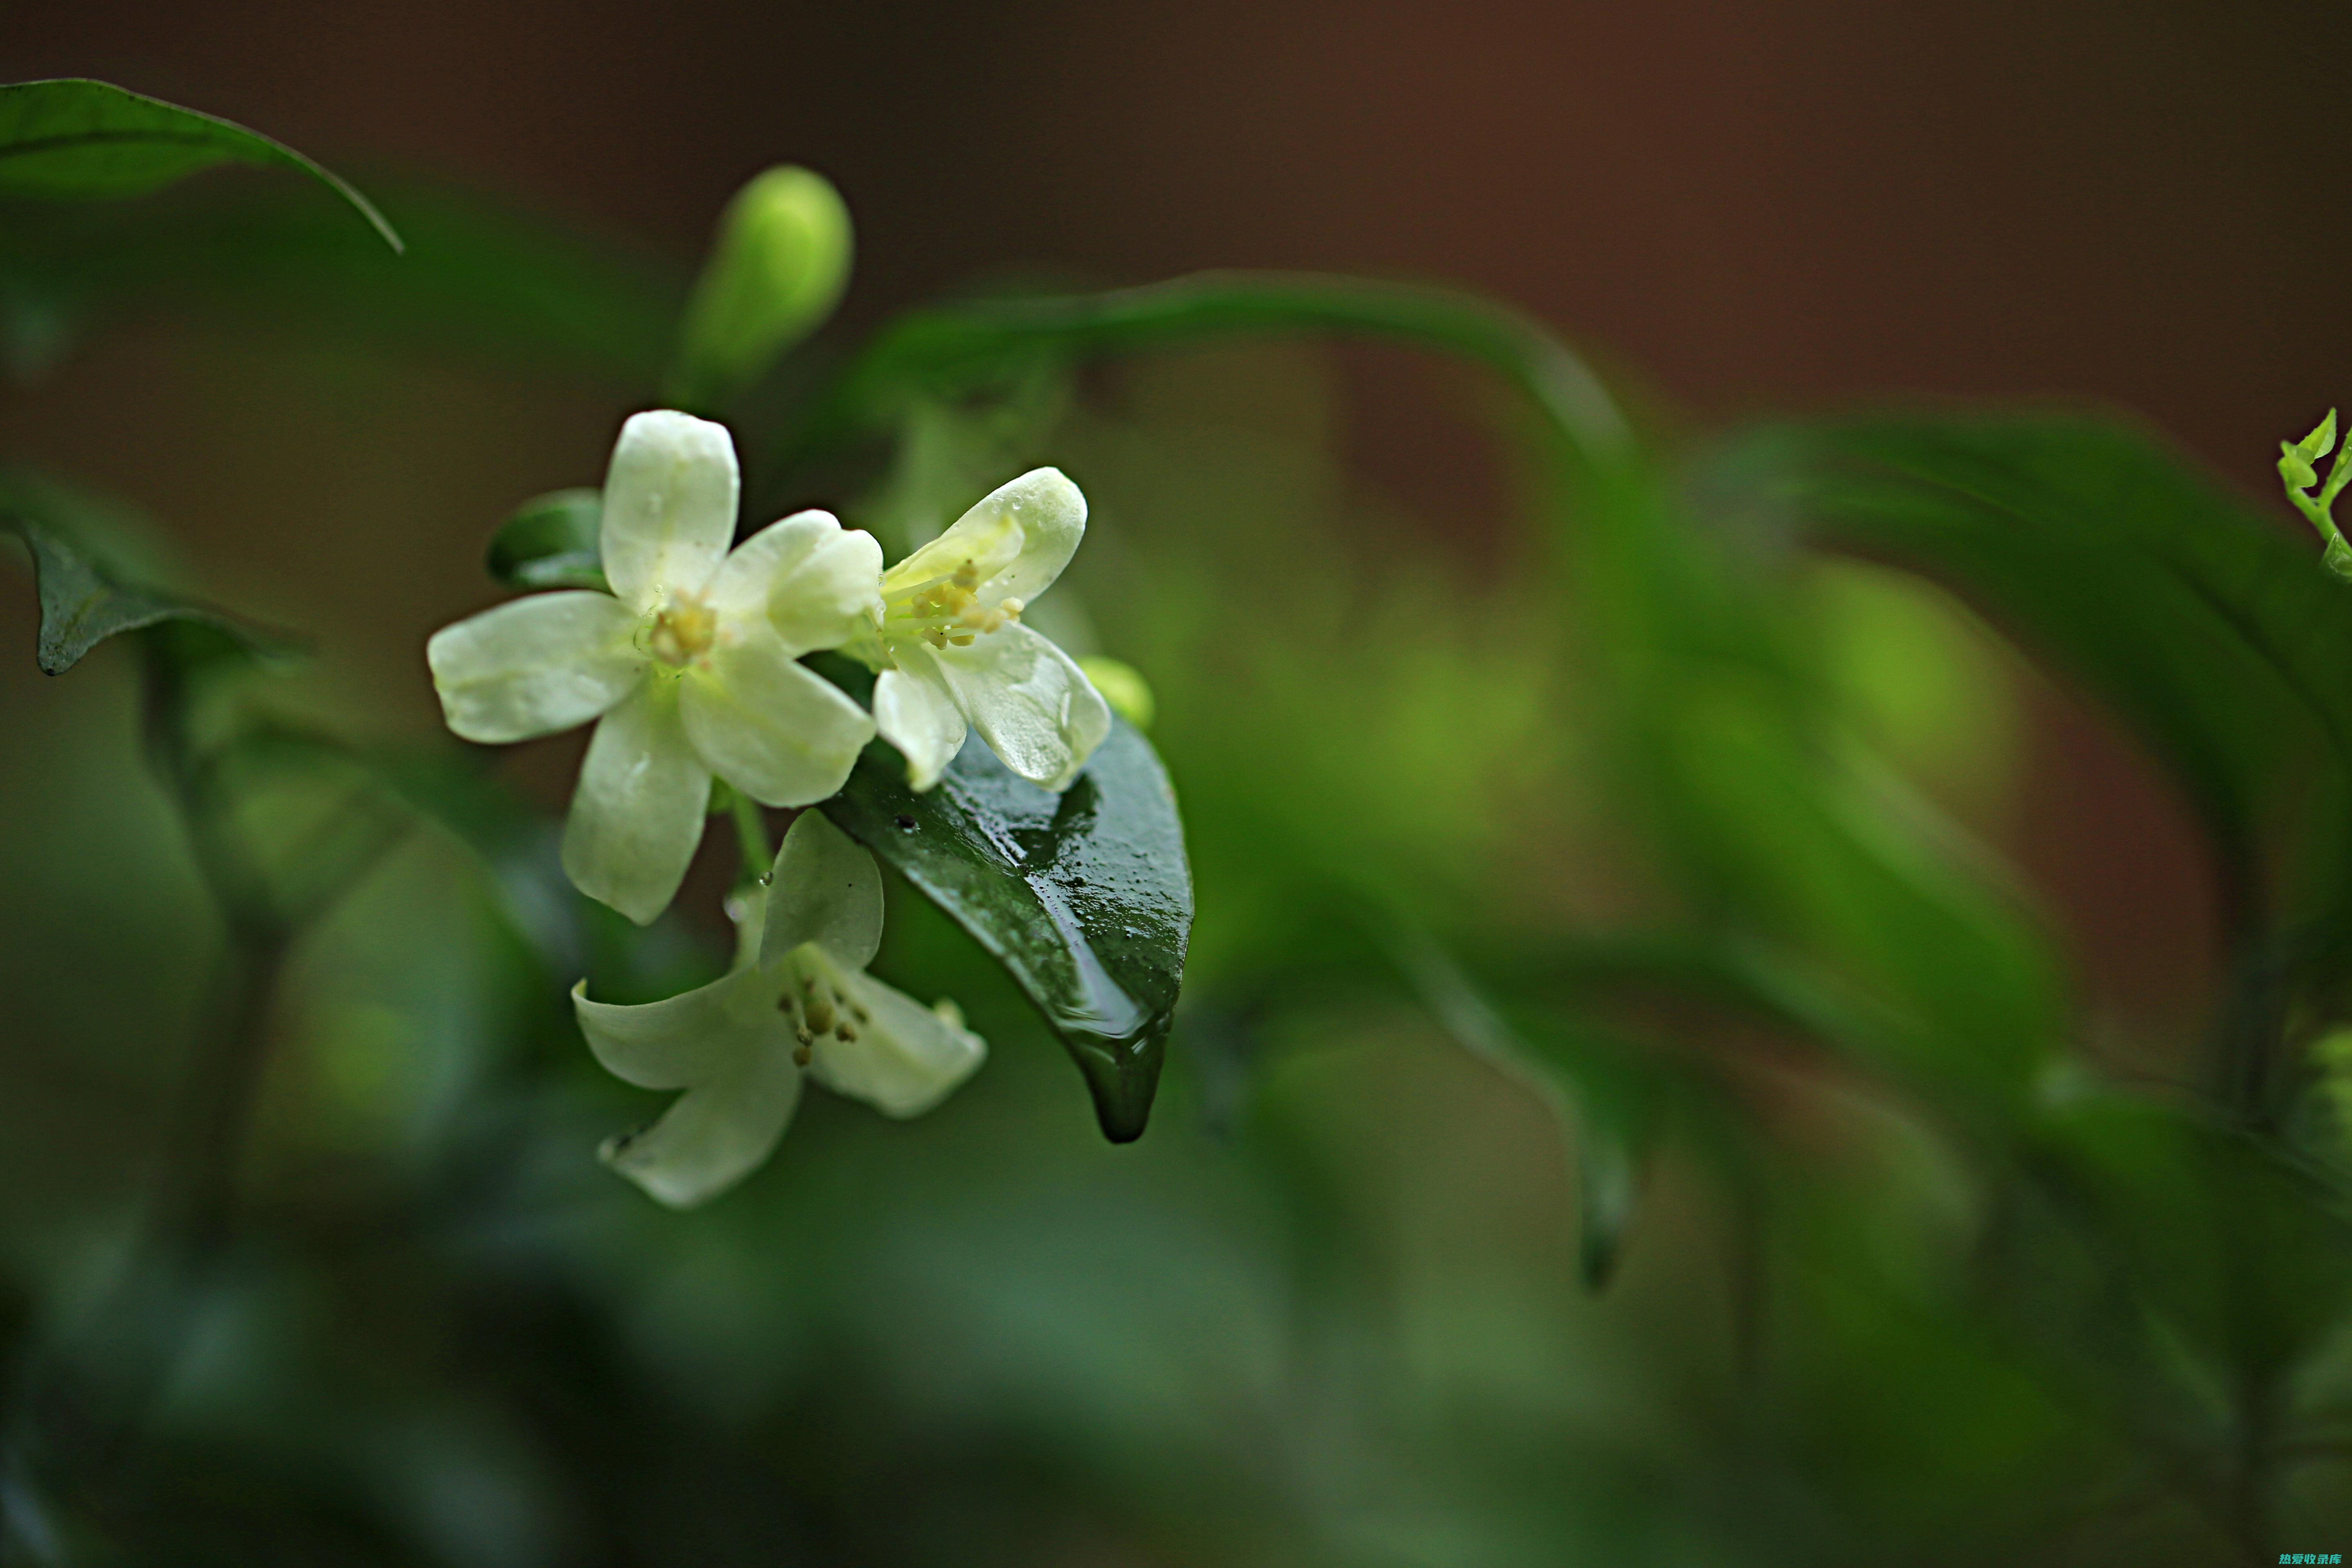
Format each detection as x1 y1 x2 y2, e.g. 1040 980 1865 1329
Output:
2288 485 2345 548
757 270 1639 517
728 785 771 886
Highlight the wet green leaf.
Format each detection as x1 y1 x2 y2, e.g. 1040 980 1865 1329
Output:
486 488 606 592
0 78 400 251
824 719 1193 1142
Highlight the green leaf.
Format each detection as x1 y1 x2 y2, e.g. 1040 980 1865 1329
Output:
2297 408 2339 463
486 488 607 591
759 270 1630 517
823 719 1193 1142
1709 414 2352 1023
1 473 295 673
1715 415 2341 875
0 180 678 385
1392 930 1665 1289
0 79 401 252
1566 462 2064 1109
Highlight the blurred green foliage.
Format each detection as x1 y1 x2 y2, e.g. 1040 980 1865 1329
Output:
4 85 2352 1568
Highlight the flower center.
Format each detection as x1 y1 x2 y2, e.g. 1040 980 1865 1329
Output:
883 557 1023 653
775 956 872 1068
646 595 718 667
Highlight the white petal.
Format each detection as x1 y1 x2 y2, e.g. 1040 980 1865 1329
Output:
425 592 643 744
601 1049 803 1208
561 682 711 924
808 962 986 1118
678 624 873 807
882 467 1085 607
873 661 967 791
760 808 883 971
600 410 740 610
704 510 884 656
571 964 783 1089
933 622 1111 793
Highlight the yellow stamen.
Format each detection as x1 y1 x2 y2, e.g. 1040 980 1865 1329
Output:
646 594 718 667
881 555 1026 659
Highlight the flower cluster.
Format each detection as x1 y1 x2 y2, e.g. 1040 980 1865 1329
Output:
426 410 1107 922
425 409 1113 1203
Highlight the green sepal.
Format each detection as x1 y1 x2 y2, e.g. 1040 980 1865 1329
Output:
0 78 401 252
485 488 607 592
823 719 1192 1143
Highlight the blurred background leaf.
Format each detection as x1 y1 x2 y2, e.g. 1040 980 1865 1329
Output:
0 78 400 249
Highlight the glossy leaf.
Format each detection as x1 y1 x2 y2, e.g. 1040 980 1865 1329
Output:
486 488 607 592
824 718 1192 1142
0 78 400 251
2 475 294 673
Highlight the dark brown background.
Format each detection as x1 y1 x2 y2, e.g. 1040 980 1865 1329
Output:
4 0 2342 1037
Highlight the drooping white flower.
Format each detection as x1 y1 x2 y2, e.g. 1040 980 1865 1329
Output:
572 809 987 1207
854 468 1111 793
427 410 881 924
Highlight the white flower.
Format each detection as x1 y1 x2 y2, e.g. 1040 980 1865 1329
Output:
572 809 987 1207
857 468 1111 793
427 410 881 924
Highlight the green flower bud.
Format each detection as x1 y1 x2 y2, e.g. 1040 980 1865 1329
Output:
1078 655 1156 731
2283 443 2319 492
668 166 852 409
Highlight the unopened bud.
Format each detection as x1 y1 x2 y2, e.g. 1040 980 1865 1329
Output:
669 166 852 408
1078 655 1155 731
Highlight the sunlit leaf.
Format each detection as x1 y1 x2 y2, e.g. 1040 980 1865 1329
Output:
824 719 1193 1142
0 78 400 251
